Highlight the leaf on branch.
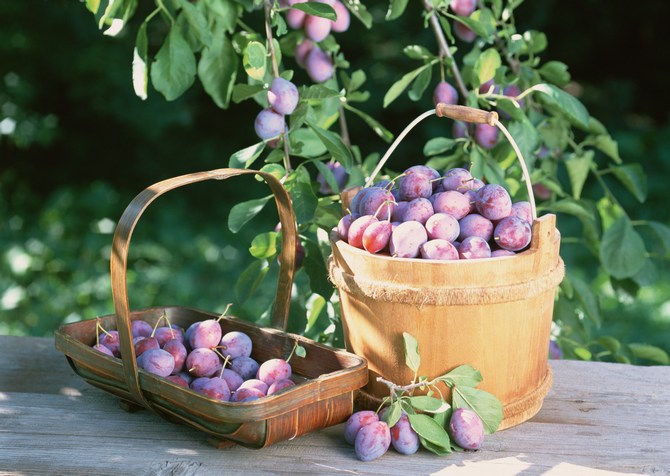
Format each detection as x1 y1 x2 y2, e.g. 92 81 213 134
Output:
386 0 409 20
150 28 197 101
249 232 278 259
291 2 336 21
474 48 501 86
407 414 452 453
403 332 421 373
232 84 265 104
132 23 148 100
409 396 450 414
343 104 394 143
383 63 433 108
342 0 372 28
198 29 237 108
243 41 266 82
228 195 272 233
533 83 589 130
600 216 647 279
439 364 482 388
307 122 353 169
451 386 503 434
610 164 647 202
229 141 265 169
538 60 571 87
564 151 594 200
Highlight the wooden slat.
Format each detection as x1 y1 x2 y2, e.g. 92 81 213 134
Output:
1 335 669 475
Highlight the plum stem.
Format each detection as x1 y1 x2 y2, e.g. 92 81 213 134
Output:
216 303 233 322
263 0 292 172
422 0 469 101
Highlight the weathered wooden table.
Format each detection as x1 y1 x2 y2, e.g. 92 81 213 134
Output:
1 334 668 475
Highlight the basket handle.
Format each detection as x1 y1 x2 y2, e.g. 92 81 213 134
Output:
364 103 536 221
110 168 297 410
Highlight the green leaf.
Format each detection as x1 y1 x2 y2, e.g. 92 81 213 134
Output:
439 365 483 388
571 275 601 326
600 216 647 279
419 437 453 456
198 30 237 108
313 160 341 194
291 2 336 20
382 401 403 428
564 151 593 199
648 221 670 256
176 0 212 47
383 63 433 108
243 41 266 82
289 180 319 224
610 164 647 202
343 104 394 143
403 332 421 373
229 141 265 168
132 22 148 100
294 345 307 358
407 413 452 451
202 0 238 33
424 137 456 157
533 83 589 130
597 336 621 354
408 66 432 101
542 198 594 222
403 45 435 61
409 396 450 414
307 122 353 169
303 240 333 299
628 343 670 365
573 347 593 361
522 30 547 54
386 0 409 20
594 134 621 163
538 61 571 86
228 195 272 233
452 386 503 434
474 48 501 86
342 0 372 28
234 259 269 303
249 232 277 259
232 84 265 104
300 84 341 101
457 8 496 38
150 28 197 101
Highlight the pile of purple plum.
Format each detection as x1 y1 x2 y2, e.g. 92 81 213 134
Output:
344 407 485 461
337 165 534 260
92 317 296 403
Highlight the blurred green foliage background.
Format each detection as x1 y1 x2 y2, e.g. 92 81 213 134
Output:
1 1 668 358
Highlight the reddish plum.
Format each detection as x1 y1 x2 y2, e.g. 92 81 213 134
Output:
186 348 221 378
433 80 458 106
362 220 392 254
238 378 269 395
458 213 493 242
131 320 153 338
390 412 420 455
449 407 484 450
432 190 471 220
441 167 473 192
475 184 512 221
451 0 476 16
336 213 355 241
198 377 231 401
254 109 285 141
134 336 160 357
420 239 459 260
344 410 379 445
231 386 265 403
458 236 491 259
305 46 334 83
267 378 295 395
425 212 460 241
347 215 378 249
99 330 121 357
219 331 253 359
389 221 428 258
188 318 222 350
511 200 533 224
474 123 499 149
453 21 476 42
493 215 532 251
401 198 434 224
354 421 391 462
267 77 299 115
220 368 244 392
140 348 175 377
257 358 292 386
163 339 187 373
304 14 332 42
331 0 350 32
230 356 260 380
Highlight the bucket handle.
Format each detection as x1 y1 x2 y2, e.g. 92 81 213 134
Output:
109 168 297 412
364 103 537 221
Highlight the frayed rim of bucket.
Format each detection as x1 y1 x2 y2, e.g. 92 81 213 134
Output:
327 256 565 306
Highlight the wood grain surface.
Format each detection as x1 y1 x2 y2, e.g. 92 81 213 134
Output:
1 335 669 475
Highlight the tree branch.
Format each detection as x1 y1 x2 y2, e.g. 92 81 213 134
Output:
422 0 469 101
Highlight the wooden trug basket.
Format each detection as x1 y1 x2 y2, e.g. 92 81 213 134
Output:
55 168 368 449
328 105 565 431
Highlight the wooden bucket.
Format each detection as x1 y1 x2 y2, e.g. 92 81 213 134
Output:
328 105 565 430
